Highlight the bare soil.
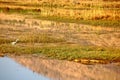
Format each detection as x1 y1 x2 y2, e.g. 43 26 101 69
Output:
0 13 120 47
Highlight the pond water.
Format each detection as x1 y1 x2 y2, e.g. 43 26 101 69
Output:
10 55 120 80
0 56 50 80
0 55 120 80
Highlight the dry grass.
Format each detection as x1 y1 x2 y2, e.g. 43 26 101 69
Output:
0 13 120 47
0 0 120 63
0 13 120 63
0 0 119 27
19 33 66 43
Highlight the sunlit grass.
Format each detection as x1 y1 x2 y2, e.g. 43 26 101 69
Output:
0 3 119 27
36 16 120 27
19 33 66 43
0 38 13 44
0 0 120 63
0 44 120 62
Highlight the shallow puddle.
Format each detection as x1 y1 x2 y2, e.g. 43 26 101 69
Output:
0 56 50 80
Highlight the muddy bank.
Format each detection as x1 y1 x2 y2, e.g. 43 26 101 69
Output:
0 13 120 47
0 13 120 64
11 55 120 80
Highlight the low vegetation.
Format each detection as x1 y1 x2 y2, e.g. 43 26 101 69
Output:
0 44 120 63
19 33 66 43
0 0 120 64
0 0 120 27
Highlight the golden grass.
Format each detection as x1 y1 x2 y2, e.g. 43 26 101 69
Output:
0 0 119 21
19 33 66 43
0 0 120 63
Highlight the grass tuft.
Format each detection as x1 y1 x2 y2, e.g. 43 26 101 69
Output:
19 33 66 43
0 44 120 62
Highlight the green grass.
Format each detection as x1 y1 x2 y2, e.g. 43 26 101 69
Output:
36 16 120 28
0 44 120 62
0 1 120 63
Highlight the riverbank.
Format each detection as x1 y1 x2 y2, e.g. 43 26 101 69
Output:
0 13 120 64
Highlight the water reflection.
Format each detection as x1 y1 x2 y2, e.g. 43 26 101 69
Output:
12 55 120 80
0 56 50 80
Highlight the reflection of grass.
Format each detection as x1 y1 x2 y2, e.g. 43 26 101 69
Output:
0 44 120 62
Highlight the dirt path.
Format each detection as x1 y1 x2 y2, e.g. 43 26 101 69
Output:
11 55 120 80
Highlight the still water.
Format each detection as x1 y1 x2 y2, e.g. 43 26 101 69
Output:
9 55 120 80
0 56 50 80
0 55 120 80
